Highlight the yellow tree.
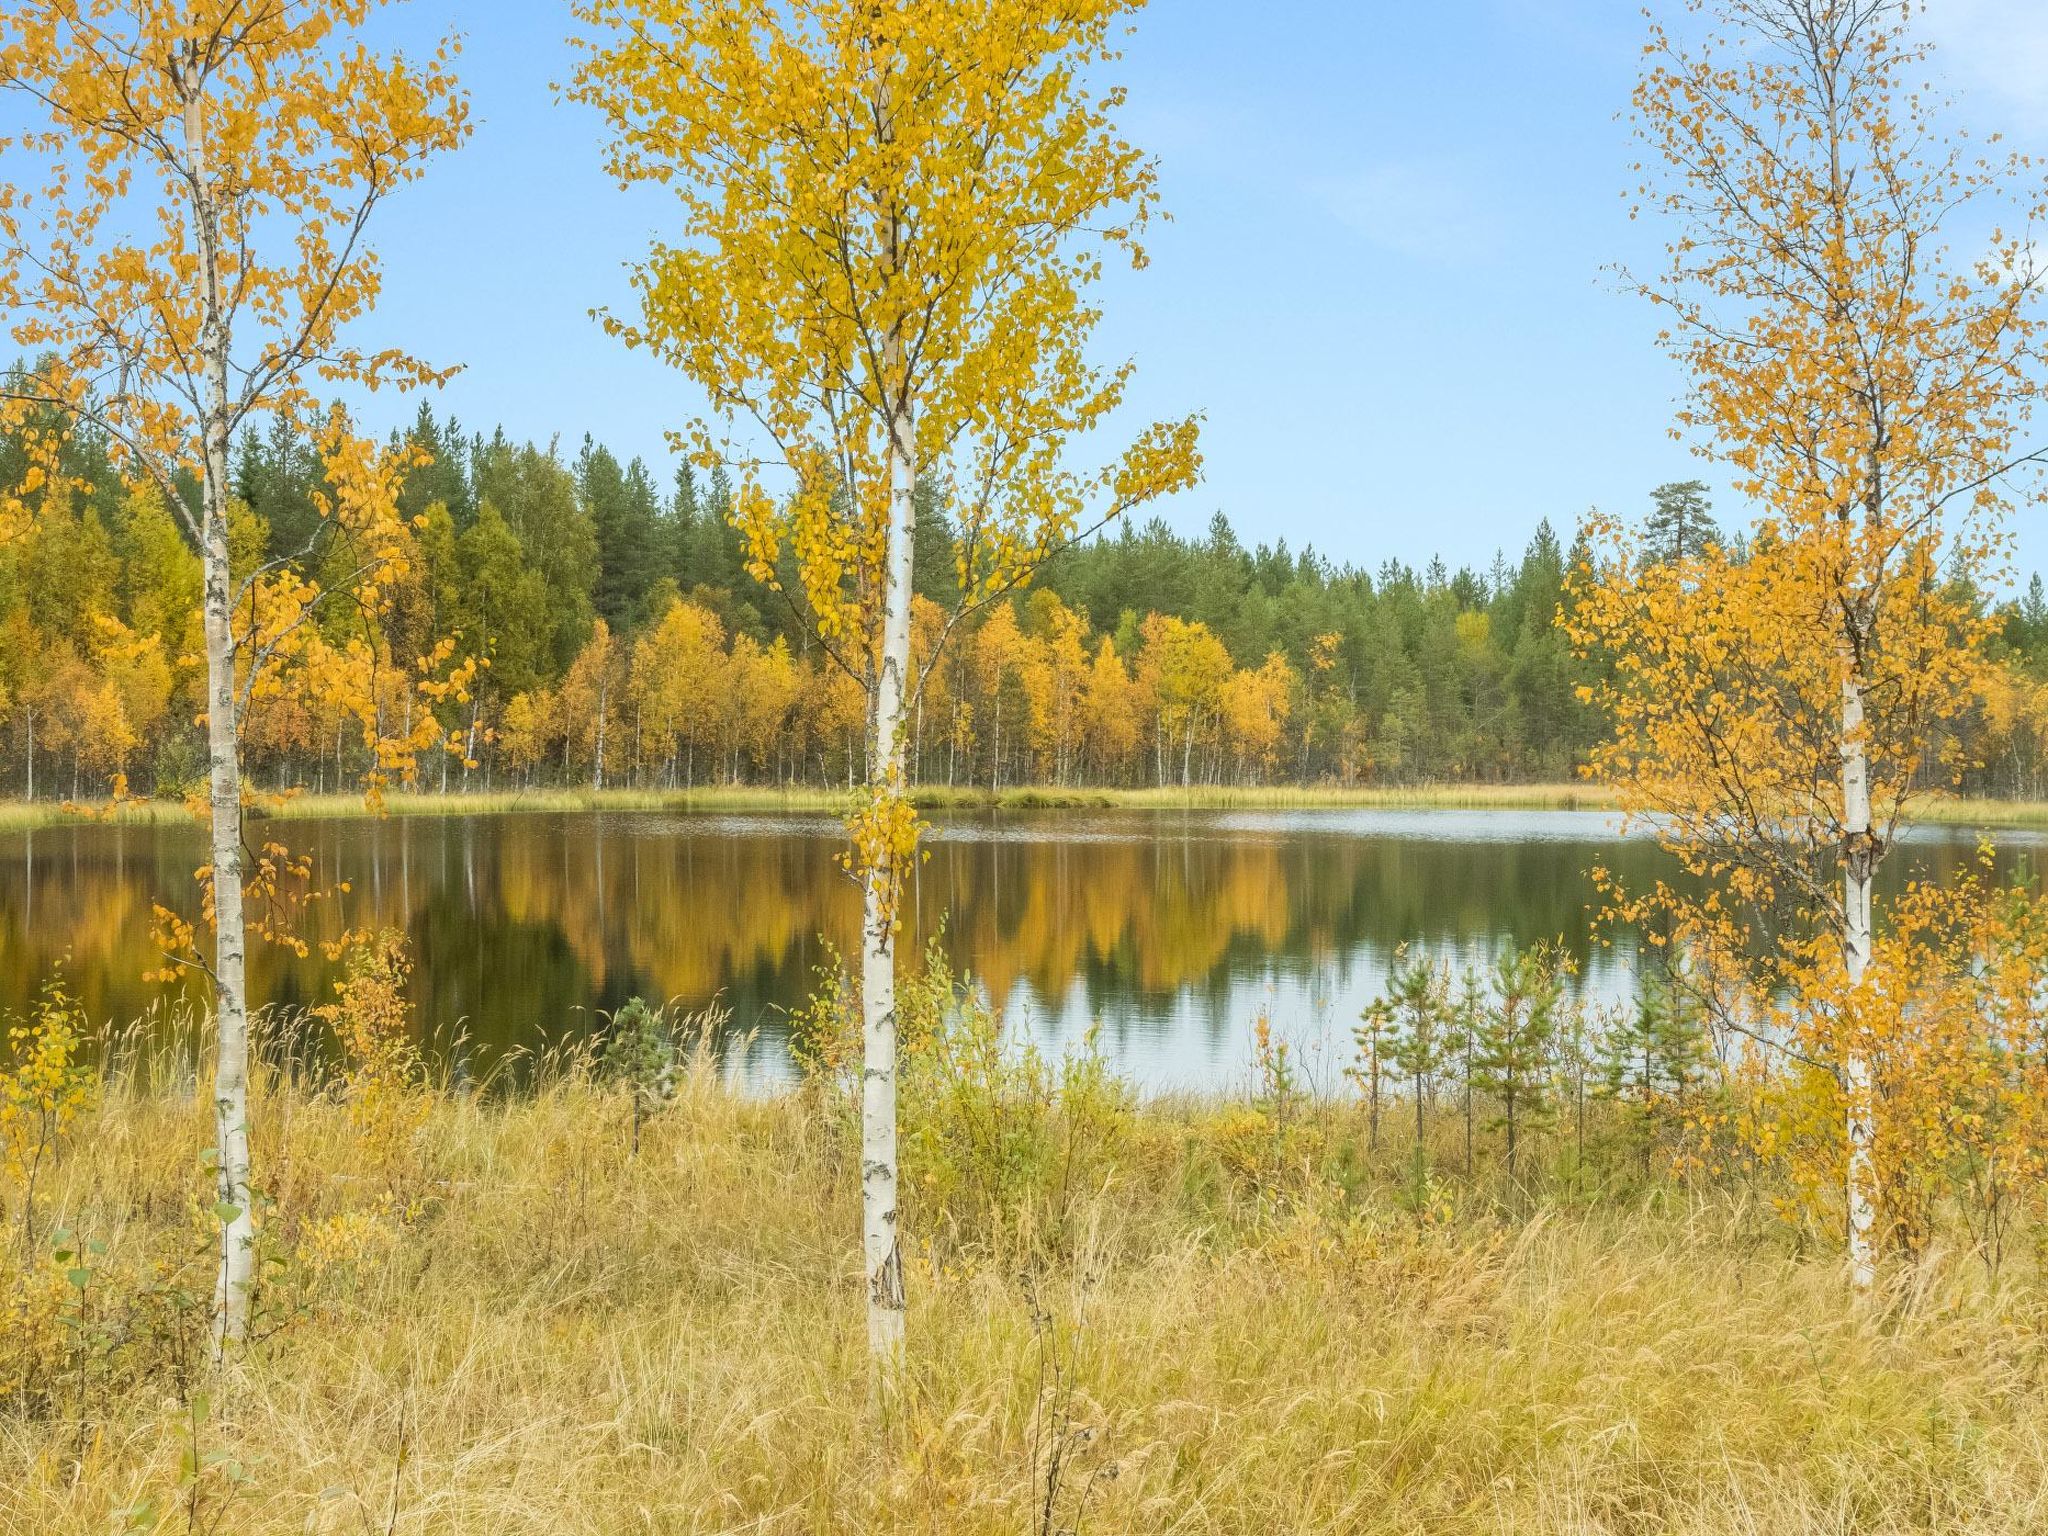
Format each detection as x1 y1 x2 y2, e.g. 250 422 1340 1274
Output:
0 2 467 1340
497 689 557 789
88 613 175 788
1222 651 1298 785
559 619 620 790
1137 613 1232 786
631 596 728 788
1021 589 1091 784
1570 0 2047 1289
571 0 1199 1361
972 600 1030 790
733 634 799 781
1081 635 1140 783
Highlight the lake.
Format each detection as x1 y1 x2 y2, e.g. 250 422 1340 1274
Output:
0 807 2034 1091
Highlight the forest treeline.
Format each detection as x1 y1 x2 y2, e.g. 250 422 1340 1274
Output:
9 402 2048 799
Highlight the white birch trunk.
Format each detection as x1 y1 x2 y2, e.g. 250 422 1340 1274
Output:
185 81 256 1347
861 369 916 1364
1841 671 1877 1292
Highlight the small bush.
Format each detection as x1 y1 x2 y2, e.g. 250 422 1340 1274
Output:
0 978 96 1253
795 940 1131 1266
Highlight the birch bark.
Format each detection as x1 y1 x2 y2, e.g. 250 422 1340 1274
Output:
1840 670 1878 1292
184 75 256 1345
860 354 916 1361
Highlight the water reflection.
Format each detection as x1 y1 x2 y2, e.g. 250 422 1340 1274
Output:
0 809 2036 1091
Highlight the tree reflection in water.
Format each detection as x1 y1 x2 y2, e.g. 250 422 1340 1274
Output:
0 809 2034 1091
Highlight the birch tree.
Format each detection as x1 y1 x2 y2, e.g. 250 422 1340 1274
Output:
1570 0 2047 1290
0 0 467 1341
570 0 1199 1365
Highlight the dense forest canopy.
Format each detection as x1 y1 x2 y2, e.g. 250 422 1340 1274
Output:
6 398 2048 800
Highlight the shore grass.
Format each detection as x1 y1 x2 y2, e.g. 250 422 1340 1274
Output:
5 1046 2048 1533
0 780 1629 830
19 778 2048 830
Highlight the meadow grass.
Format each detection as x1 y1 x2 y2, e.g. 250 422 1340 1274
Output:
4 1040 2046 1534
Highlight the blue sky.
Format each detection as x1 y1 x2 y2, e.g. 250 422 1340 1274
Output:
358 0 2048 575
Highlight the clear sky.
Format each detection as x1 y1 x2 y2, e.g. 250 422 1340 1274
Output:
357 0 2048 575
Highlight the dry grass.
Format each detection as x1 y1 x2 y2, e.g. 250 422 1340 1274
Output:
4 1053 2046 1535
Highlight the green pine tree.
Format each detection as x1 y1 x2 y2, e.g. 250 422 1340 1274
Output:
1641 480 1720 566
1473 942 1568 1182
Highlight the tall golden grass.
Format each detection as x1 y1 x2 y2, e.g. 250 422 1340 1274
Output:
3 1019 2045 1535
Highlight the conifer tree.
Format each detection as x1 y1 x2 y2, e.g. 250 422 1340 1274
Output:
1640 480 1719 566
1600 971 1714 1174
1473 944 1568 1182
1384 951 1448 1171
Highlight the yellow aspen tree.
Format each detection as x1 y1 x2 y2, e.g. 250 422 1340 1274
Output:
907 594 952 783
1023 590 1091 784
1222 652 1298 785
0 2 467 1342
497 691 554 789
1082 635 1139 783
560 619 619 790
973 601 1028 790
1137 614 1232 787
1571 0 2046 1290
571 0 1199 1364
736 635 799 780
631 597 728 789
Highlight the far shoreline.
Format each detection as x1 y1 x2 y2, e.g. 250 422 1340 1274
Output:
7 780 2048 831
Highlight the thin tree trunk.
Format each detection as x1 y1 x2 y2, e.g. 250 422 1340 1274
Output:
1463 1040 1474 1177
186 78 254 1350
1370 1052 1380 1153
860 357 916 1367
1842 671 1878 1292
1504 1084 1518 1181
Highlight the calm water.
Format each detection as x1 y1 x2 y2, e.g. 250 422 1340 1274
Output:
0 808 2036 1091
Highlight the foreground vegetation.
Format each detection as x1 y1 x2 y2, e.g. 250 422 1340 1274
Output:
3 974 2047 1535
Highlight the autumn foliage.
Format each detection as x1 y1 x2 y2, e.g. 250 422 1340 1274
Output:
1570 0 2048 1281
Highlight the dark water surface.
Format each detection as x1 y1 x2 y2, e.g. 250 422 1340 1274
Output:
1 808 2036 1091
